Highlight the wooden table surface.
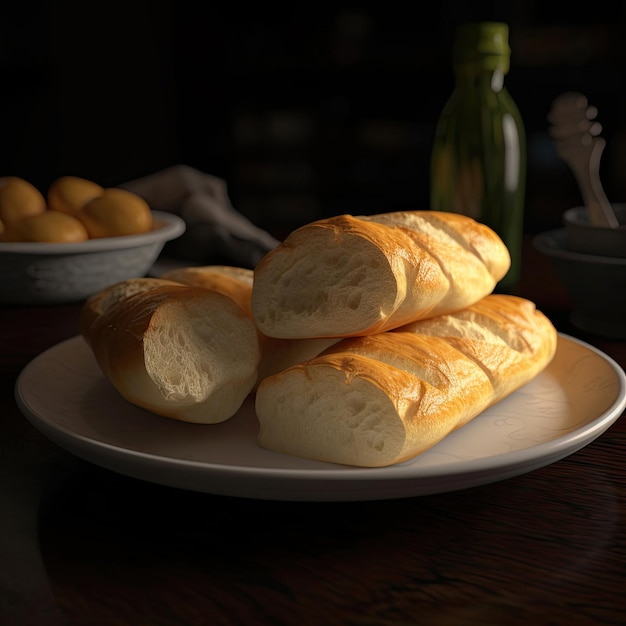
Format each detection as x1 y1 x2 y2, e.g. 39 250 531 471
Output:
1 239 625 626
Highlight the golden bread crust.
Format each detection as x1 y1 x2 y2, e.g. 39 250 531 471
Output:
251 211 511 339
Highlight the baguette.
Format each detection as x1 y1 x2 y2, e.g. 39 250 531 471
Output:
251 211 511 339
255 294 558 467
81 280 260 424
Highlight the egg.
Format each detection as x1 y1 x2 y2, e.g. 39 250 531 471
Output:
3 210 90 242
48 175 105 216
0 176 47 225
78 187 153 238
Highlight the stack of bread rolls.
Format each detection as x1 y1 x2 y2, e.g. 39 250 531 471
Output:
80 210 558 467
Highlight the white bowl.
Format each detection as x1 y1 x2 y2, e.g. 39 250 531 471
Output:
0 211 185 305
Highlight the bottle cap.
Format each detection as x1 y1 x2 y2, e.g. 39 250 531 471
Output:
453 22 510 72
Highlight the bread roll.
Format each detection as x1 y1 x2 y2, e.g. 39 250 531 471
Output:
47 175 104 215
160 265 339 380
78 187 153 238
81 281 261 424
255 295 557 467
2 210 89 242
251 211 511 339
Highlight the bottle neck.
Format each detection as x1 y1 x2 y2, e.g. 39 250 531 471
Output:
453 61 508 92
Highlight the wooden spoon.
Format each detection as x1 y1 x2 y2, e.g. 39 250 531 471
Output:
547 91 619 228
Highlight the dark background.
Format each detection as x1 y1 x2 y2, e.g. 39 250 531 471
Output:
3 1 626 238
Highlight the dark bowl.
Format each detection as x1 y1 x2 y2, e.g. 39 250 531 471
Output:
533 228 626 339
563 204 626 257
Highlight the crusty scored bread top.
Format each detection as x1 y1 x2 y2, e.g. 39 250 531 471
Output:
82 282 260 424
397 293 556 401
255 295 557 467
251 211 511 339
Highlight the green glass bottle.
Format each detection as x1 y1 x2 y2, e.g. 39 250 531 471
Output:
430 22 526 292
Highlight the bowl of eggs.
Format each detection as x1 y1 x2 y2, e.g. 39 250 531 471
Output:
0 175 185 305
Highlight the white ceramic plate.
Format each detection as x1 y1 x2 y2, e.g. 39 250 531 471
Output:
16 334 626 501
